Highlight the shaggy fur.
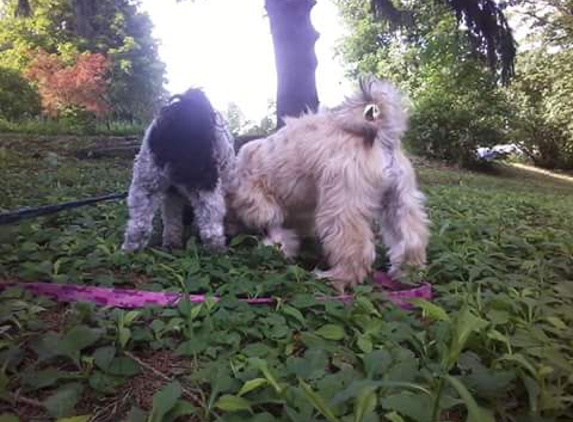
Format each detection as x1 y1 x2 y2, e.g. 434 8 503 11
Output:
227 76 429 292
122 88 235 253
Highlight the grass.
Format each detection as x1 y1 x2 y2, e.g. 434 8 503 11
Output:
0 117 144 137
0 135 572 422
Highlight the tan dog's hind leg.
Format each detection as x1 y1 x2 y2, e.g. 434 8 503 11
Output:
378 151 429 278
314 180 376 293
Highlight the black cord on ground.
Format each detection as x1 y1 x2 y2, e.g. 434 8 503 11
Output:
0 192 128 226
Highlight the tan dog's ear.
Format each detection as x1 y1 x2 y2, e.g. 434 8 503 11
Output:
363 104 380 121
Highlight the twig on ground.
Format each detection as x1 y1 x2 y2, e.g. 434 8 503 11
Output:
123 351 205 406
2 391 45 409
89 390 132 422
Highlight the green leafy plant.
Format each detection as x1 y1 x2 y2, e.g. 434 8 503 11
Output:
1 132 572 421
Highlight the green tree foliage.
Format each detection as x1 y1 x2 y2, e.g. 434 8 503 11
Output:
512 0 573 47
0 0 166 121
224 100 277 138
508 50 573 169
225 102 248 136
93 1 167 121
370 0 517 83
337 0 511 167
506 0 573 169
0 66 41 119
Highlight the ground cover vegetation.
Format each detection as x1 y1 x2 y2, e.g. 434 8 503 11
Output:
0 136 572 422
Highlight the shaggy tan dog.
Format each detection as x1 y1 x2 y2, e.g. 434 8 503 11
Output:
228 76 429 291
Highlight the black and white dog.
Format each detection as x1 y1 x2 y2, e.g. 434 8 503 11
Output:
122 88 235 252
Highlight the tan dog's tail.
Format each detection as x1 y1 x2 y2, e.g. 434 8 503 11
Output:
333 75 408 148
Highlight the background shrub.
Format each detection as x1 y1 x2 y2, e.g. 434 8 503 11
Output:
507 50 573 169
0 67 41 120
407 78 510 167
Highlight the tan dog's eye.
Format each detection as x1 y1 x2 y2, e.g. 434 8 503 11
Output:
363 104 380 121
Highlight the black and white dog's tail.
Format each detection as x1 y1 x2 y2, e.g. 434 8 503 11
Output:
148 88 219 191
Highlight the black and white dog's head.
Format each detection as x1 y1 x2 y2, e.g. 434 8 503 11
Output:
148 88 219 191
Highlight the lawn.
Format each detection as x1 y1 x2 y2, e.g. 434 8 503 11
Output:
0 135 572 422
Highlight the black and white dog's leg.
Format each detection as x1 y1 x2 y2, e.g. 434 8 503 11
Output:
122 184 163 252
161 189 185 249
180 184 227 252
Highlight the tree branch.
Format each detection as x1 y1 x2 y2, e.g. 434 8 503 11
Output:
370 0 413 27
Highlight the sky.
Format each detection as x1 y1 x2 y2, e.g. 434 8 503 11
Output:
140 0 352 121
139 0 535 122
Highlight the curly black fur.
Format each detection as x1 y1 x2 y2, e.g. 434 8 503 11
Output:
149 88 218 191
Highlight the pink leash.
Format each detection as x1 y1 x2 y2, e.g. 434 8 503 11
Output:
0 272 431 310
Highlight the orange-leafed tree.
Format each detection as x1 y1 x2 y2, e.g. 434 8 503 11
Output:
25 49 110 117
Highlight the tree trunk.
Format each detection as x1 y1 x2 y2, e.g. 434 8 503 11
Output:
265 0 320 128
72 0 97 39
14 0 32 17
